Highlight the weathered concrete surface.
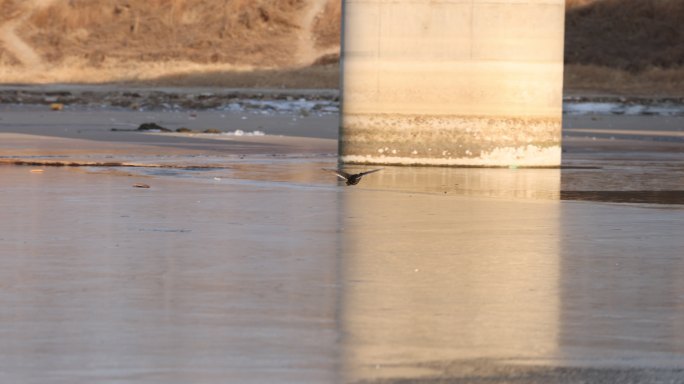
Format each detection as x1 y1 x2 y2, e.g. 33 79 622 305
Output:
340 0 565 166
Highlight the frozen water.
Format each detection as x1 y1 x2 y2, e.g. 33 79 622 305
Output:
223 129 266 136
220 98 339 116
564 101 684 116
1 102 684 384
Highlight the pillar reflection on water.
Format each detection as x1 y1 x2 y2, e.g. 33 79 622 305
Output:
338 167 562 380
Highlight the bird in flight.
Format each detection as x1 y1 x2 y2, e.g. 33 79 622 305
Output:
324 168 383 186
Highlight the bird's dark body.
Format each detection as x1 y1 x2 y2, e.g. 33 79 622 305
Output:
345 175 363 185
324 168 383 186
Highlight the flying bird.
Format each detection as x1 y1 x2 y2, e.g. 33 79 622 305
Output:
324 168 383 186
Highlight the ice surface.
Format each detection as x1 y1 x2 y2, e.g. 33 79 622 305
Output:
564 101 684 116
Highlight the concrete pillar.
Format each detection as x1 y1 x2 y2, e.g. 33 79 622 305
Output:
340 0 565 167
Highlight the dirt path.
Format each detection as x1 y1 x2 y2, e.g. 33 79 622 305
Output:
0 0 56 68
297 0 332 65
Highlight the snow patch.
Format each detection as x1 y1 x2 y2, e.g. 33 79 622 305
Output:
563 101 684 116
223 130 265 136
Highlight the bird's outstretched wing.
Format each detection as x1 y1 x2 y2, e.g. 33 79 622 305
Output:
322 168 351 181
357 168 383 177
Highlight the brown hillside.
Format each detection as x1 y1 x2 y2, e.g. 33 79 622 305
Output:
565 0 684 95
0 0 341 85
24 0 326 66
565 0 684 71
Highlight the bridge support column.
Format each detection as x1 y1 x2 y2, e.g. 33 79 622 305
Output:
340 0 565 167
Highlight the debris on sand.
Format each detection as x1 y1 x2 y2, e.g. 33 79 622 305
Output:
176 127 193 133
111 122 173 133
136 122 171 132
133 183 151 188
50 103 64 111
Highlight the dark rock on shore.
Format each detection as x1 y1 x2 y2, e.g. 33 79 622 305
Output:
137 122 171 132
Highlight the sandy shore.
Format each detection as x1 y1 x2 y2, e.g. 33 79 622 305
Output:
0 103 337 165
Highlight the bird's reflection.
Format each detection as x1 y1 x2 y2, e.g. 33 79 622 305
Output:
338 167 562 381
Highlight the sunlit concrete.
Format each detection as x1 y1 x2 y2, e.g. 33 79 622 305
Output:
340 0 565 166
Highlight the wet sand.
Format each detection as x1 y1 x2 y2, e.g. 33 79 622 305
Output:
1 98 684 383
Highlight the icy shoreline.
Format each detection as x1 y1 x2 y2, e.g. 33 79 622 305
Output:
1 85 684 117
563 98 684 116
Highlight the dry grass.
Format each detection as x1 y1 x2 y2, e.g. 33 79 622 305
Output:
565 64 684 96
132 63 340 88
0 0 340 87
312 0 341 51
564 0 684 95
22 0 309 66
565 0 684 71
0 56 254 84
566 0 600 10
